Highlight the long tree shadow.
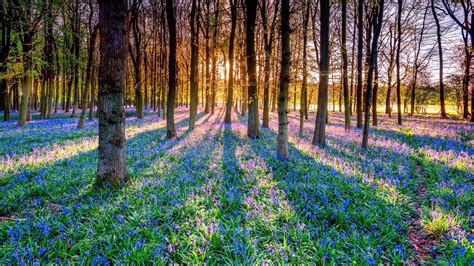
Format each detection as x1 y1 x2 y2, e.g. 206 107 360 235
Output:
0 109 164 157
370 127 473 156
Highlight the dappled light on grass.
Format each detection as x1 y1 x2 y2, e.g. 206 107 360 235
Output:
0 108 472 264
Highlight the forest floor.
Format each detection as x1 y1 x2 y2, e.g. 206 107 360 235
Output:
0 107 472 264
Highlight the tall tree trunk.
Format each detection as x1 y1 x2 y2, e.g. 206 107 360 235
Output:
71 0 80 117
1 3 11 121
350 10 356 116
224 0 237 124
431 0 446 118
362 0 384 149
166 0 177 138
386 27 395 117
261 0 278 128
211 0 219 115
246 0 259 139
18 31 33 126
278 0 290 160
78 21 98 128
204 0 211 114
189 0 200 128
396 0 402 125
356 0 364 128
299 0 309 136
95 0 129 187
342 0 350 131
45 0 55 120
130 0 144 119
312 0 329 146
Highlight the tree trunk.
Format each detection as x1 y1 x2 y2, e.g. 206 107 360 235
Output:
189 0 199 128
78 21 98 128
211 0 219 115
18 32 33 126
71 0 80 117
356 0 364 128
396 0 403 125
278 0 290 160
95 0 129 187
431 0 446 118
1 7 11 121
246 0 259 139
342 0 350 131
299 0 310 136
224 0 237 124
166 0 177 138
312 0 329 146
362 0 384 149
261 0 278 128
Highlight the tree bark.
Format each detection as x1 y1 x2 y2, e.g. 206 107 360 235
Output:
246 0 259 139
299 0 310 136
95 0 129 187
166 0 177 138
356 0 364 128
278 0 290 160
224 0 237 124
431 0 446 118
78 22 98 128
71 0 80 117
342 0 350 131
362 0 384 149
189 0 200 128
396 0 402 125
261 0 278 128
312 0 329 146
1 3 11 121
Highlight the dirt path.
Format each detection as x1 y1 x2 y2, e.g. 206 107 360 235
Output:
407 165 439 264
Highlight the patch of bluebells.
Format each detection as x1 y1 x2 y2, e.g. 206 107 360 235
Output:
0 108 472 263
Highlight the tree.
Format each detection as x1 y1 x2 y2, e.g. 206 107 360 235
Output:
1 1 13 121
129 0 145 119
261 0 279 128
341 0 350 131
278 0 290 160
410 6 429 116
166 0 177 138
312 0 329 146
203 0 211 114
299 0 310 136
362 0 384 149
17 1 42 126
210 0 219 115
224 0 237 124
71 0 81 118
356 0 364 128
44 0 55 120
395 0 402 125
189 0 200 129
431 0 446 118
246 0 259 139
95 0 129 187
441 0 473 121
78 1 99 129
